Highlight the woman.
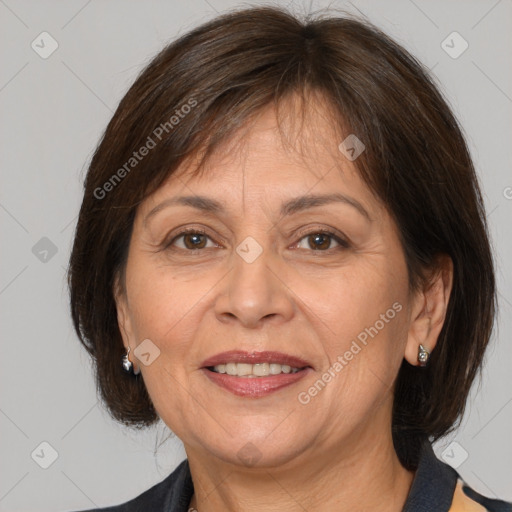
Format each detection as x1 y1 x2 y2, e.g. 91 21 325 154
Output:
67 5 511 511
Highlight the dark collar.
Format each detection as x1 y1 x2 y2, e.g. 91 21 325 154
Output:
162 441 459 512
163 458 194 512
402 440 459 511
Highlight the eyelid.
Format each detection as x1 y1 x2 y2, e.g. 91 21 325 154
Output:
163 224 350 252
289 224 350 246
163 226 220 250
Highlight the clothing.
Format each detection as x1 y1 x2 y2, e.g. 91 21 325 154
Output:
70 442 511 511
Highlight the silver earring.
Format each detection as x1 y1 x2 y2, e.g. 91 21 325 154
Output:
122 347 140 375
418 344 430 367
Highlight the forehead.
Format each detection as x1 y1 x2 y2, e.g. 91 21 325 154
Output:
196 92 350 174
139 93 383 218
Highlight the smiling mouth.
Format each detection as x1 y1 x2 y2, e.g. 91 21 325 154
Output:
206 362 306 377
201 353 313 397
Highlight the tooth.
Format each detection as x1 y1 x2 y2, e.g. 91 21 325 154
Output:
226 363 237 376
269 364 282 375
212 362 302 376
236 363 253 376
253 363 270 376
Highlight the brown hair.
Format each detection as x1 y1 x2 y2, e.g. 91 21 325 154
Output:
67 5 496 469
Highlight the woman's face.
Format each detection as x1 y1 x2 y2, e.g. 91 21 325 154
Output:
116 99 420 468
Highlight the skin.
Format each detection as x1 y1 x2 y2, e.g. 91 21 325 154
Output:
115 94 453 512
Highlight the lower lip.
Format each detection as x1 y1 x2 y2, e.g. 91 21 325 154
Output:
201 367 313 398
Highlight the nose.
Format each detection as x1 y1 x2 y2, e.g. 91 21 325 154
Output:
214 243 295 329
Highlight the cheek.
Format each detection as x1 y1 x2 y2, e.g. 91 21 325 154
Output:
337 282 405 350
302 280 408 434
125 259 212 341
123 262 211 426
320 264 407 349
316 257 410 395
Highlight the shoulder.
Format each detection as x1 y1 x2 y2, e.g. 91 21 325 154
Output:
454 480 512 512
403 441 512 511
66 458 194 512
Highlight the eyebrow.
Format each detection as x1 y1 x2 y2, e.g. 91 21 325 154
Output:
144 192 372 227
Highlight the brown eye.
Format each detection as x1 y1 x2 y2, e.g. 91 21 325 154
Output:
182 233 208 249
294 230 349 252
166 229 216 251
307 233 332 250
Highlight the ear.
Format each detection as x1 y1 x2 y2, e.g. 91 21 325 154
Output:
114 273 140 374
404 254 453 366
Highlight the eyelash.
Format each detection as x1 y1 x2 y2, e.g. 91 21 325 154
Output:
163 227 350 254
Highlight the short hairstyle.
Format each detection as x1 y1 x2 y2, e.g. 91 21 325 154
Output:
68 6 496 469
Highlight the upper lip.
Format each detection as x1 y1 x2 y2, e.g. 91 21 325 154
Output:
200 350 313 369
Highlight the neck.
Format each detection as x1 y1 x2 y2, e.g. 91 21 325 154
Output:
186 417 414 511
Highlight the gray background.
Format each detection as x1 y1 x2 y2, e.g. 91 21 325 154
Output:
0 0 511 510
